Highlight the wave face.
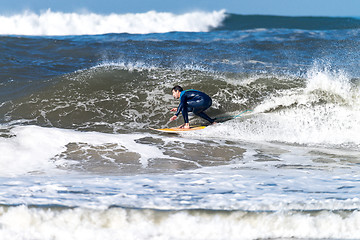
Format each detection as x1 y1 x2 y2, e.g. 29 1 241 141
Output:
1 62 359 147
0 9 226 35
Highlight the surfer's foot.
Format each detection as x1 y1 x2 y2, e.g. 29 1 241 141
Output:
179 123 190 129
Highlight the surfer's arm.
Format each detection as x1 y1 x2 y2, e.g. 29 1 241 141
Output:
174 95 185 117
170 92 189 123
170 102 189 123
176 96 190 123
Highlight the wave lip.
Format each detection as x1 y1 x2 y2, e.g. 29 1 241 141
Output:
0 9 226 36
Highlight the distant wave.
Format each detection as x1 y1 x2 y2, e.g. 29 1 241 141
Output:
0 9 226 36
217 14 360 30
2 10 359 36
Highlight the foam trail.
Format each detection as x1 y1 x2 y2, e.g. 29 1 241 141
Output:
0 125 165 176
0 9 226 35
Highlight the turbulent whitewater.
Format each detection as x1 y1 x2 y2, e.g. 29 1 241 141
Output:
0 10 360 240
0 9 227 35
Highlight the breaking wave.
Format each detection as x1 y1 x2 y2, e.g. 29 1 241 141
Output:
0 9 226 35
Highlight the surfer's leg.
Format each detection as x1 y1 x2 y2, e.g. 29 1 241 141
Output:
195 111 215 123
190 96 215 123
192 106 215 123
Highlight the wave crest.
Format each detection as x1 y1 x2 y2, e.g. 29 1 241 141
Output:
0 9 226 36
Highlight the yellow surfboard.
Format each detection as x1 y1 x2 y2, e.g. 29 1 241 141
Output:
150 126 206 133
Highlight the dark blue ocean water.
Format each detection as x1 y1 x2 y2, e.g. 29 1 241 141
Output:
0 11 360 239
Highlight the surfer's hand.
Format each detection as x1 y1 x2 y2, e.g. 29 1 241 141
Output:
170 108 178 112
170 115 177 121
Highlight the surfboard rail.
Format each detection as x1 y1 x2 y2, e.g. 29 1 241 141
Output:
150 126 206 133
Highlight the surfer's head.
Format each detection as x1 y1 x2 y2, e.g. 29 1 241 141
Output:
172 85 183 99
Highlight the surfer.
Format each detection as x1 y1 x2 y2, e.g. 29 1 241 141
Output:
170 85 216 129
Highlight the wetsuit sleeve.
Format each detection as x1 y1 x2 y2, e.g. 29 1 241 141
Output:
175 95 185 116
175 93 189 123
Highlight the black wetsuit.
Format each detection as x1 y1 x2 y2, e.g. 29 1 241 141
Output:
175 90 215 124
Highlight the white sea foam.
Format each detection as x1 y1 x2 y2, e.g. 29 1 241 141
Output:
1 124 360 240
0 125 166 176
195 67 360 146
1 167 360 239
1 205 360 240
0 9 226 35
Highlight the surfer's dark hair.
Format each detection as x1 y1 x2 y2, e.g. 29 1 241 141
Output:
172 85 183 92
